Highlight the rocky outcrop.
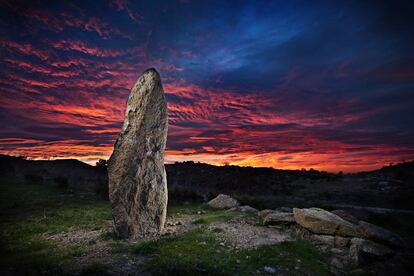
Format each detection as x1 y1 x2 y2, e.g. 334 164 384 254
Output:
108 68 168 239
262 211 295 225
331 210 359 224
208 194 240 209
349 238 394 266
293 208 360 237
358 221 404 248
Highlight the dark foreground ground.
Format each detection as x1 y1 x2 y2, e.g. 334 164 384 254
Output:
1 173 414 275
0 177 328 275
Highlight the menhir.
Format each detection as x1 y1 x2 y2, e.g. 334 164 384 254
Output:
108 68 168 239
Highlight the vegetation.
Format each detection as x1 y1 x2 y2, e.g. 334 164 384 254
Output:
0 177 332 275
0 177 111 275
132 228 329 275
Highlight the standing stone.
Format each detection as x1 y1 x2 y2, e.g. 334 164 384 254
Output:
108 68 168 239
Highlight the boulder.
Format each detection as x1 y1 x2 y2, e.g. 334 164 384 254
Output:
263 211 295 225
331 210 359 224
237 205 258 213
349 238 394 267
293 208 360 237
358 221 404 248
208 194 239 209
108 68 168 239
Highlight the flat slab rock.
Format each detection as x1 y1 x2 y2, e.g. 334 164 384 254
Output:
263 211 295 225
108 68 168 239
349 238 394 266
208 194 240 209
357 221 404 248
293 207 360 237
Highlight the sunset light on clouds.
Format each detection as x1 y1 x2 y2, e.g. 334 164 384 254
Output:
1 0 414 172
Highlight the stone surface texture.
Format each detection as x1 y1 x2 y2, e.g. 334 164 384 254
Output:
293 208 360 237
331 210 360 224
208 194 240 209
237 205 259 213
263 211 295 225
358 221 404 248
108 68 168 239
349 238 393 266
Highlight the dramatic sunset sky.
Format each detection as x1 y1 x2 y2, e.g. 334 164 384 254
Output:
1 0 413 172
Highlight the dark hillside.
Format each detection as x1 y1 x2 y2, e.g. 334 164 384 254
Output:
0 155 107 195
1 155 413 210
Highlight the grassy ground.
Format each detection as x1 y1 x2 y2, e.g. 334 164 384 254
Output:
131 228 329 275
0 178 330 275
0 178 112 275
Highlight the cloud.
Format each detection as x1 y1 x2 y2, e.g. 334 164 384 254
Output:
0 0 413 171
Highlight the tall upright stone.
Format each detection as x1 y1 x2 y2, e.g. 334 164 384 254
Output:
108 68 168 239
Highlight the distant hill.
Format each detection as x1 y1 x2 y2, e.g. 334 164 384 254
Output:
1 155 413 210
0 155 107 196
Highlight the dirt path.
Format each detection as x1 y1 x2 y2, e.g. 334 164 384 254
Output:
209 221 293 249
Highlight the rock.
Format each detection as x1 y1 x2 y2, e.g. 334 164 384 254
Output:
330 248 346 255
263 266 276 274
258 209 275 220
358 221 404 248
330 256 344 269
349 238 394 267
310 234 335 246
275 206 293 212
207 194 239 209
108 68 168 239
237 205 258 213
334 236 350 248
331 210 359 224
293 208 360 237
263 211 295 225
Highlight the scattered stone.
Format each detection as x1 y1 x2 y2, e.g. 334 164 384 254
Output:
263 211 295 225
331 210 359 224
358 221 404 248
264 266 276 274
293 208 360 237
209 221 292 248
237 205 258 213
108 68 168 239
349 238 394 267
208 194 240 209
